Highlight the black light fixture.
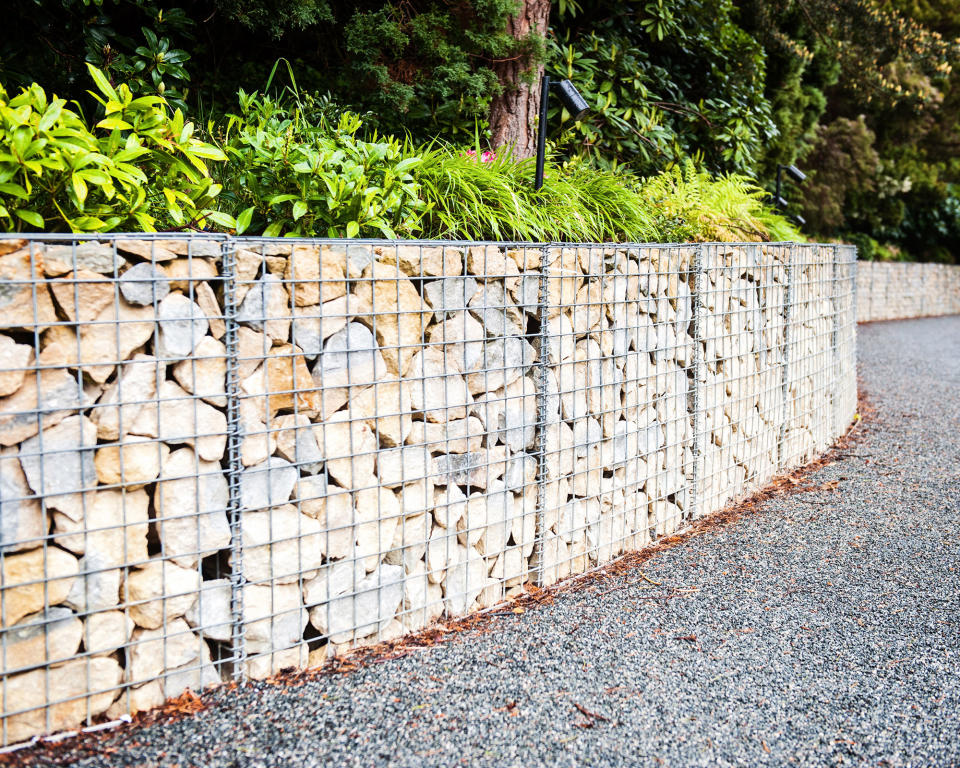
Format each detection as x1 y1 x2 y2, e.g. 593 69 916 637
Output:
534 75 590 191
791 214 807 227
775 164 806 209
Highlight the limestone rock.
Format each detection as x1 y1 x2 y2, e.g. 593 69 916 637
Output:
2 607 83 674
161 639 220 698
115 239 178 263
423 276 477 319
1 547 78 627
442 545 486 616
0 360 85 447
246 643 309 680
284 244 347 306
240 343 320 417
0 247 58 331
314 413 377 488
351 380 412 448
123 559 200 630
137 381 226 462
53 488 149 568
236 274 290 342
65 553 120 613
154 447 230 568
240 456 298 511
354 485 402 571
243 582 307 653
308 563 404 644
303 559 365 609
19 415 97 521
406 416 484 454
312 323 388 415
274 413 323 472
84 610 134 656
466 245 515 278
377 244 463 278
237 326 268 378
180 579 231 644
433 447 508 489
119 262 170 306
302 481 354 560
290 297 351 359
127 618 203 685
94 437 169 487
106 679 164 719
164 257 217 292
2 657 122 743
352 262 432 376
91 354 162 441
469 281 525 337
173 336 227 407
45 242 124 274
239 505 325 584
0 335 33 397
407 347 470 423
465 336 536 395
432 485 467 530
157 293 209 358
50 269 115 323
427 311 485 372
377 446 431 487
0 447 44 553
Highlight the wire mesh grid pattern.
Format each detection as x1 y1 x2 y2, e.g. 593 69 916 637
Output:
857 261 960 321
0 235 860 745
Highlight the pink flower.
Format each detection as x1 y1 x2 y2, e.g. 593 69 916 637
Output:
462 149 496 163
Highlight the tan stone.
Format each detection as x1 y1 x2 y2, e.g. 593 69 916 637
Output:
377 244 463 277
0 446 44 554
238 398 275 466
355 485 402 571
0 239 27 256
314 412 377 488
407 346 470 423
116 238 178 262
50 269 115 322
0 335 33 397
466 245 514 277
154 447 230 568
94 437 168 486
240 343 320 418
352 262 432 376
237 274 290 343
123 559 200 630
273 413 323 470
239 505 326 583
308 484 354 559
351 380 412 447
84 610 134 656
427 311 485 373
243 582 307 652
91 354 162 441
246 644 309 680
307 644 328 669
0 247 58 330
19 415 98 521
173 336 227 407
290 296 352 359
234 248 262 304
195 281 225 339
0 355 84 447
165 257 218 292
284 244 348 306
133 381 227 462
237 326 269 379
127 618 203 685
1 547 78 627
53 488 149 569
2 607 83 674
2 657 122 743
106 679 164 719
406 416 485 454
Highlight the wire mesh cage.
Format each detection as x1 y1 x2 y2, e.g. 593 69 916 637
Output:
0 234 865 746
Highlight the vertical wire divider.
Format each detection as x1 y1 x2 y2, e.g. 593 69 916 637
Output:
776 243 796 469
531 244 552 588
687 244 706 523
220 237 246 683
830 244 842 440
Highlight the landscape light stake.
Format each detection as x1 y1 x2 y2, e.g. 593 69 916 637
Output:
534 76 589 191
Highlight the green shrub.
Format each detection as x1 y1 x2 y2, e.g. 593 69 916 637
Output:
215 92 429 238
0 65 226 233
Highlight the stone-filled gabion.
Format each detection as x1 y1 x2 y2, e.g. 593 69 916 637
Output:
856 261 960 322
0 236 869 745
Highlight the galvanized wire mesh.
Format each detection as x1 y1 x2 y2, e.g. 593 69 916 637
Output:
0 234 864 746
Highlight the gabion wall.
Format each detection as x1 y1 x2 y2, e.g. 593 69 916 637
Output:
0 236 860 745
857 261 960 321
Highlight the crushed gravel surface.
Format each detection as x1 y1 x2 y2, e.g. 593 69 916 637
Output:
11 316 960 768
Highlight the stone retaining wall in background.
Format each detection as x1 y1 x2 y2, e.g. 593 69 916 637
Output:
0 237 863 745
857 261 960 321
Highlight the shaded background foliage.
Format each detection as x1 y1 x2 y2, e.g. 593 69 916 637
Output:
4 0 959 260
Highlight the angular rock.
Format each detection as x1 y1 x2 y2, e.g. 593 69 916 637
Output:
185 578 232 642
377 445 431 487
433 447 508 489
407 346 471 423
354 485 402 571
160 639 220 698
194 281 225 339
239 456 297 512
0 246 57 330
427 311 485 372
351 380 412 448
273 413 323 472
53 488 149 568
154 448 230 568
303 481 354 560
432 484 467 529
0 358 85 447
127 618 202 685
118 262 170 306
284 244 347 306
50 269 116 323
237 326 269 379
0 447 44 553
157 293 209 358
378 244 463 278
164 257 218 292
246 643 308 680
308 563 404 644
239 504 326 584
303 559 366 609
135 381 226 461
45 242 124 275
314 413 377 488
291 296 352 359
65 553 120 613
84 610 134 656
466 245 515 278
2 607 83 674
0 335 33 397
123 559 200 630
94 437 169 487
236 274 290 342
312 323 388 415
469 281 525 337
407 416 484 454
422 277 477 318
1 547 78 627
91 354 162 440
173 336 227 407
401 559 444 631
442 545 487 616
2 657 122 743
19 415 97 521
240 343 320 417
238 398 275 467
465 336 536 395
352 262 432 376
115 239 178 263
243 582 307 653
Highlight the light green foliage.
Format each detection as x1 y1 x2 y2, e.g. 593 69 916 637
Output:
0 65 225 233
215 93 429 238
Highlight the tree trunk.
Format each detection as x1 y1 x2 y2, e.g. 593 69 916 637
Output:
488 0 551 159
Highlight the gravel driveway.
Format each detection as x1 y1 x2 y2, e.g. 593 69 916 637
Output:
11 315 960 768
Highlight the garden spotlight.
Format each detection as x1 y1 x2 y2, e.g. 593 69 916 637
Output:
775 163 806 209
535 76 590 191
791 214 807 227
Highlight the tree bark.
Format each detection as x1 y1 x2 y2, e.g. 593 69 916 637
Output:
487 0 551 159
